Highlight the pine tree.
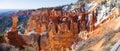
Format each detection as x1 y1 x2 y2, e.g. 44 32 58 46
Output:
76 0 85 7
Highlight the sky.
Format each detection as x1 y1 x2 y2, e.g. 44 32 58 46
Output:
0 0 77 9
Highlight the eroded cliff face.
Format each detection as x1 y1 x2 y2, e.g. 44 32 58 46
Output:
3 0 120 51
11 15 18 31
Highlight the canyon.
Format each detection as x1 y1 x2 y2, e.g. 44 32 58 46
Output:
1 0 120 51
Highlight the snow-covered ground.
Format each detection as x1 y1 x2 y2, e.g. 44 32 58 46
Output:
95 0 119 26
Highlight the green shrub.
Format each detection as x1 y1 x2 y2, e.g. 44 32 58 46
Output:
100 0 107 5
0 34 5 43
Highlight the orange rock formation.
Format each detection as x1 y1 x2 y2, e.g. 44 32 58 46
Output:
11 15 18 31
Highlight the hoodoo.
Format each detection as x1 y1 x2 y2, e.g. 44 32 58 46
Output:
2 0 120 51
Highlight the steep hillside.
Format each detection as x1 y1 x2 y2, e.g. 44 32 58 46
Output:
76 16 120 51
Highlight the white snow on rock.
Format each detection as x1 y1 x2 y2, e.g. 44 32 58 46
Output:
26 30 38 35
85 2 92 11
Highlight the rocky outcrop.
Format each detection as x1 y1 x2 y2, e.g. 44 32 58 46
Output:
75 17 120 51
0 43 19 51
3 0 120 51
5 30 28 49
11 15 18 31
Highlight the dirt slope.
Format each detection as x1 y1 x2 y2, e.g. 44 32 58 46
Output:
75 16 120 51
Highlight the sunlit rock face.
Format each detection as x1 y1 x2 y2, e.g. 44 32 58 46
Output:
24 15 36 34
22 8 82 50
3 0 120 51
11 15 18 31
24 10 49 34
